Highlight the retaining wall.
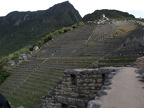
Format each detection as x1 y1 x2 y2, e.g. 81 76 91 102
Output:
42 68 116 108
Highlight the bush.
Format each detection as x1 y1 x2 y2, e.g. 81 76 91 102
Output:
77 22 84 26
0 70 10 84
0 57 9 65
71 24 78 29
42 36 53 43
67 27 73 31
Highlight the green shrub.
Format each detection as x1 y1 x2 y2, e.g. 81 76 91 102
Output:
67 27 73 31
0 70 10 84
13 51 21 57
42 36 53 43
77 22 84 26
71 24 78 29
0 57 9 65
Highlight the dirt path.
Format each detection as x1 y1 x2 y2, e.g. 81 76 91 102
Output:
101 67 144 108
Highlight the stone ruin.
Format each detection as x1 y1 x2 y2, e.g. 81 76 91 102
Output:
42 68 117 108
87 14 109 25
100 14 109 21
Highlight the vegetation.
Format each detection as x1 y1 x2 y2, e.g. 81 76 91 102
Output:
82 9 135 22
0 1 82 58
0 71 10 84
0 22 84 65
0 11 142 107
0 22 84 85
97 57 137 67
0 65 10 84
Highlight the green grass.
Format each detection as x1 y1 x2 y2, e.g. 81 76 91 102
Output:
97 57 137 67
0 57 96 108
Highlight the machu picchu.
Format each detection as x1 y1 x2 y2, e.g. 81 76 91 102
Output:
0 1 144 108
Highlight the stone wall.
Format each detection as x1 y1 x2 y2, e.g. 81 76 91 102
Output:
42 68 116 108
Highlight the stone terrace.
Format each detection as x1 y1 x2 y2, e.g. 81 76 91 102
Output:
0 20 140 108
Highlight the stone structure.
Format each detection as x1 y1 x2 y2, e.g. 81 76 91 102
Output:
18 54 27 60
33 46 39 52
8 60 15 66
100 14 109 21
87 14 109 25
42 68 116 108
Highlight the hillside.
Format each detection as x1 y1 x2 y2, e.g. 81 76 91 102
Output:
1 2 144 107
0 16 144 107
0 1 81 58
82 9 135 22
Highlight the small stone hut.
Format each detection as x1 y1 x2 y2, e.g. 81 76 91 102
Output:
18 54 27 60
33 46 39 52
8 60 15 66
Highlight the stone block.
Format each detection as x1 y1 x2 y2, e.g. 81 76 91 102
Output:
71 93 79 97
96 84 102 88
79 94 85 98
90 86 96 90
84 90 91 95
55 92 60 95
85 86 90 90
98 70 103 74
87 99 102 108
92 79 96 83
82 83 87 87
89 75 94 78
55 96 68 104
97 75 102 78
82 75 87 78
88 83 96 87
79 89 85 94
91 90 98 94
97 90 108 96
92 70 98 74
66 88 72 92
75 99 85 107
89 93 96 99
101 85 111 90
84 78 88 82
88 79 93 83
81 94 88 98
65 78 71 82
97 79 103 83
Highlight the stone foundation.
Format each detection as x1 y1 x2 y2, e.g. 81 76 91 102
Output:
42 68 117 108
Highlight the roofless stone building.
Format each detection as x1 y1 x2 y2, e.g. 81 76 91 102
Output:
42 68 116 108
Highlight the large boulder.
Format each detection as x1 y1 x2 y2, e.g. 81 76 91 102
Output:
87 99 102 108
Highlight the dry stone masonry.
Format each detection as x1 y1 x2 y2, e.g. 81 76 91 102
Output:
42 68 117 108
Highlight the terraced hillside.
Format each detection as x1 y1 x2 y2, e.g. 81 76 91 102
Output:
98 21 144 66
0 20 142 108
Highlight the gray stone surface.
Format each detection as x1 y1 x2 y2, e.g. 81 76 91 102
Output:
87 99 102 108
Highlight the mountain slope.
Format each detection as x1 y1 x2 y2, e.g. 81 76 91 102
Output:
0 1 82 58
1 19 143 108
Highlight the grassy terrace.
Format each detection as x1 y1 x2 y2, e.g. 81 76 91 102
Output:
0 21 141 107
0 57 97 108
97 57 137 67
